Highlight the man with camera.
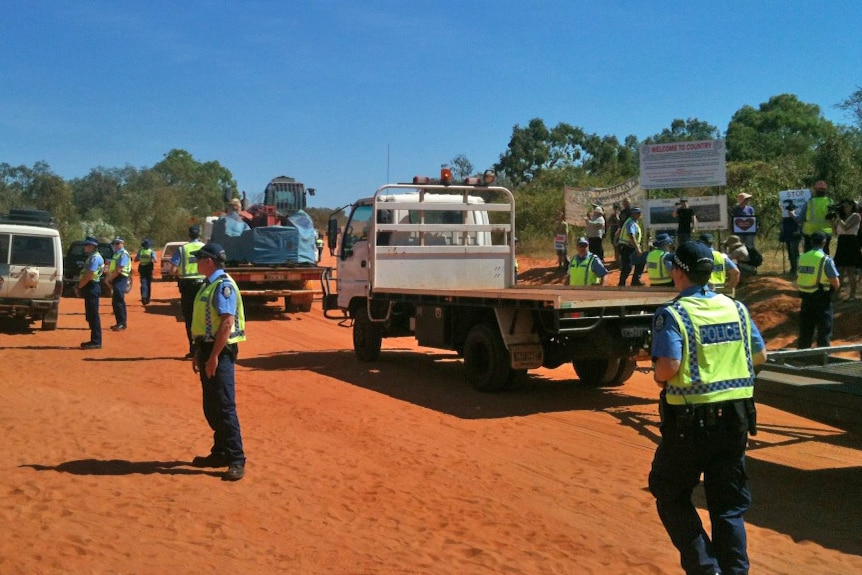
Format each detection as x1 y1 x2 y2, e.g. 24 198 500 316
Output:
672 198 697 244
801 180 834 253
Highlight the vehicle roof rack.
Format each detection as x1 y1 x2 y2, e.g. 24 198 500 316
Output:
0 208 56 227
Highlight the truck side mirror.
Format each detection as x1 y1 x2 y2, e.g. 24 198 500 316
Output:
327 219 340 252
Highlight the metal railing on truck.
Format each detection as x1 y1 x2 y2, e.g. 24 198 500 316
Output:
369 183 516 293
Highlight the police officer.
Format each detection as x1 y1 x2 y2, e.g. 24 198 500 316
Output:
105 237 131 331
569 236 608 285
646 232 674 288
617 206 645 286
76 236 105 349
134 239 157 305
188 243 247 481
698 233 740 294
649 240 767 575
796 231 840 348
171 225 206 359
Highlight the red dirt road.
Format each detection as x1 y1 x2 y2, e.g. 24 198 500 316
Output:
1 258 860 574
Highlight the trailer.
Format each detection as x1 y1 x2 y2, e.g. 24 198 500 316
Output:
755 344 862 430
321 171 677 391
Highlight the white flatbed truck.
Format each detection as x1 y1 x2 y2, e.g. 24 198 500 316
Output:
321 175 676 391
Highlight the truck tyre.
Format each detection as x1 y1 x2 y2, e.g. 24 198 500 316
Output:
41 306 59 331
609 358 637 386
463 323 511 392
353 308 382 362
573 358 621 386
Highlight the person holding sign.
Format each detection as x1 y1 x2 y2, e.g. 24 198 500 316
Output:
732 193 756 249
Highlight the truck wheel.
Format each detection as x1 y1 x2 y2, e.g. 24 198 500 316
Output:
41 319 58 331
463 323 511 392
353 308 382 362
608 358 637 386
572 358 621 386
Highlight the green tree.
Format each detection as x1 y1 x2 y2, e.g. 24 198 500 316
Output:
449 154 474 181
836 86 862 128
726 94 833 162
643 118 721 145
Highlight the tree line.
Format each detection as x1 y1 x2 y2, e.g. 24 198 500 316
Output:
1 90 860 252
495 91 862 247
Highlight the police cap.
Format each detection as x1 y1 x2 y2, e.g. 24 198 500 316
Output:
190 242 226 262
673 241 714 274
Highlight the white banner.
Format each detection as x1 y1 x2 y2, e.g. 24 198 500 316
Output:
563 178 643 224
639 139 727 190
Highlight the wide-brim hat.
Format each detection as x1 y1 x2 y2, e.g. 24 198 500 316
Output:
725 235 743 250
737 193 752 201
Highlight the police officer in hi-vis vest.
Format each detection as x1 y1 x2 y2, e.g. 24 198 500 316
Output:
105 237 132 331
649 241 767 575
646 232 674 287
796 231 840 348
171 225 206 359
568 236 609 286
188 242 247 481
134 239 158 305
698 233 740 294
76 236 105 349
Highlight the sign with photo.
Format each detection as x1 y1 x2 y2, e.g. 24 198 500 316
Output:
642 195 727 232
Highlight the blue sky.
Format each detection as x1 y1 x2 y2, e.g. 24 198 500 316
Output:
2 1 860 208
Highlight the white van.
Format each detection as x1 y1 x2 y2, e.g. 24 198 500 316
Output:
0 223 64 330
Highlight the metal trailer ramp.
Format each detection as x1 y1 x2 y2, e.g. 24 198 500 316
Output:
756 344 862 431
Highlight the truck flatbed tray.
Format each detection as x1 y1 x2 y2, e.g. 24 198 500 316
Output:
372 285 678 310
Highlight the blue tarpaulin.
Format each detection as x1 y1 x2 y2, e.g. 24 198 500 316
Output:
211 210 317 265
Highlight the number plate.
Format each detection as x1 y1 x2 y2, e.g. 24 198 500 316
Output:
621 326 650 338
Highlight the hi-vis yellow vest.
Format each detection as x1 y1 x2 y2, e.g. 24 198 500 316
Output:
802 197 833 236
83 252 104 282
190 274 246 344
797 249 831 293
618 218 641 248
138 248 155 265
709 250 727 288
647 249 672 285
569 254 601 285
663 295 755 405
178 240 205 280
109 249 132 277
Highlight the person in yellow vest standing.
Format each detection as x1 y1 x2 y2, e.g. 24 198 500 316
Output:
188 243 247 481
105 237 132 331
617 207 645 286
646 233 674 288
568 236 608 285
796 231 840 348
171 225 206 359
134 239 157 305
801 180 833 253
649 240 767 575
